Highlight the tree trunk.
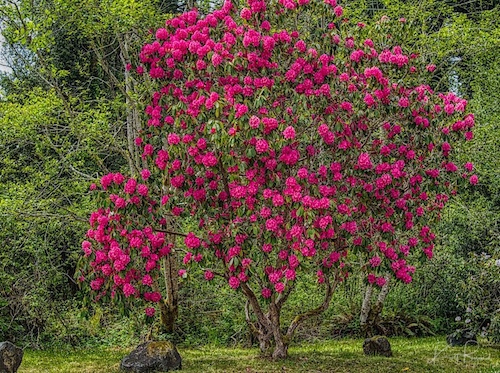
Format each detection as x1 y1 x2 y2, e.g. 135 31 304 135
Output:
119 33 143 176
255 326 273 356
160 249 179 333
271 340 288 360
360 283 374 337
269 301 288 360
242 274 337 360
250 311 288 359
360 274 391 337
159 301 177 334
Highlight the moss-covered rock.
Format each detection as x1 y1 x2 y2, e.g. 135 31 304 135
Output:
0 341 23 373
120 341 181 372
363 336 392 357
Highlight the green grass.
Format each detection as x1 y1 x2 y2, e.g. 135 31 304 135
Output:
18 337 500 372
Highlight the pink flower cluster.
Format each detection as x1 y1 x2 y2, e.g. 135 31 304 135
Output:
83 0 477 316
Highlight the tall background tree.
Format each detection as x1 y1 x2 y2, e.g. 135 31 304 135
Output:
0 0 172 344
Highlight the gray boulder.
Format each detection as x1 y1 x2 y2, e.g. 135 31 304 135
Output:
0 341 23 373
363 335 393 357
120 341 182 372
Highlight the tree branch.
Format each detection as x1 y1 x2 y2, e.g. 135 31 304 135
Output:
286 273 337 339
153 228 187 237
240 282 270 330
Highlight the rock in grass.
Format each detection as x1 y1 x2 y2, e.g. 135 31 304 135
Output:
0 341 23 373
363 335 393 357
120 341 182 372
446 330 477 347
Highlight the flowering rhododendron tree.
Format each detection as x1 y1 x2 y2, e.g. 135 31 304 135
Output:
80 0 477 359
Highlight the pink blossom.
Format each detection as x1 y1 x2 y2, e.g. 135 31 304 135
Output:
262 244 273 253
260 206 272 217
364 94 375 106
249 115 260 128
285 269 296 281
183 252 193 265
426 64 436 72
289 255 299 268
445 162 458 172
124 178 137 194
211 53 223 67
113 197 125 209
297 168 308 178
398 97 410 107
228 246 241 258
142 275 153 286
357 153 373 170
367 273 376 284
137 184 149 196
167 133 180 145
100 174 113 189
240 8 252 20
283 126 296 140
185 232 201 249
340 101 353 112
370 256 382 267
193 253 203 263
202 153 218 167
272 194 284 207
141 169 151 180
113 173 125 185
145 292 161 302
262 288 272 298
123 283 136 297
279 146 300 165
196 60 207 70
155 28 168 40
295 40 307 52
90 278 104 290
469 175 478 185
204 271 214 280
171 175 185 188
376 276 387 287
255 139 269 153
235 104 248 118
275 282 285 293
333 5 343 17
82 241 92 256
228 276 240 289
145 307 156 317
269 272 280 283
265 218 278 231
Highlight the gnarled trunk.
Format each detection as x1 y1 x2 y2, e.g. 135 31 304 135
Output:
242 275 337 359
251 313 289 359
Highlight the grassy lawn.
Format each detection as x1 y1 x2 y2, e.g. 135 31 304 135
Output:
18 337 500 372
